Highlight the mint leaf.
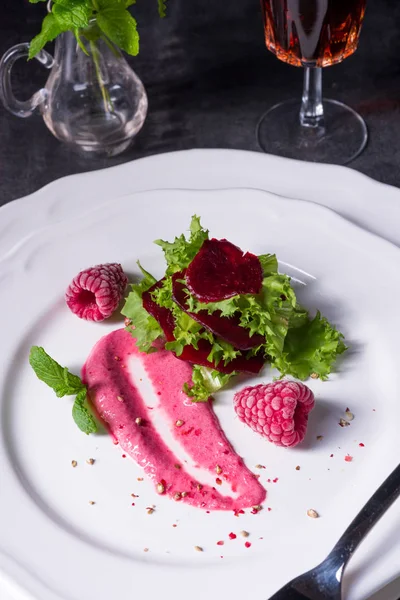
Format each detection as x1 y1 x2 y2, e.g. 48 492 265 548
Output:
74 28 90 55
122 262 163 352
72 389 98 434
158 0 167 17
258 253 278 276
29 346 84 397
29 13 64 59
80 22 102 42
53 0 92 29
273 311 347 380
30 346 98 434
96 0 134 8
97 7 139 56
184 366 234 402
29 0 47 3
155 215 209 276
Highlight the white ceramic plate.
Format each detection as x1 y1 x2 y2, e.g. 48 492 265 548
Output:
0 187 399 600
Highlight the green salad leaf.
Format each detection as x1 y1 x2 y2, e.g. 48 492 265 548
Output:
121 261 163 352
154 215 209 275
184 366 235 402
187 272 296 359
149 276 241 367
258 253 278 276
289 303 309 329
123 215 347 401
164 311 211 356
272 311 347 381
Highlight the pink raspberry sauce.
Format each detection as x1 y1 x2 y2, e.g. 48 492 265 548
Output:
82 329 266 511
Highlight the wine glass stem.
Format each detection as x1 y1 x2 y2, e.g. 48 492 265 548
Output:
300 67 324 128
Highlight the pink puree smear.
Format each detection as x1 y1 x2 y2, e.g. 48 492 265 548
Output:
82 329 266 511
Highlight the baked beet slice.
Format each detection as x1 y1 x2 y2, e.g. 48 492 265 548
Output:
172 272 265 350
186 238 263 303
143 278 264 374
142 279 175 341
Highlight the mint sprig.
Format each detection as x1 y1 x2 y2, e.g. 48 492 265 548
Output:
29 0 168 60
29 346 97 434
52 0 93 30
96 5 139 55
158 0 167 18
28 13 65 59
72 388 98 434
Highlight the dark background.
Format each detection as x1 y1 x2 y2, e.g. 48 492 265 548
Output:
1 0 400 205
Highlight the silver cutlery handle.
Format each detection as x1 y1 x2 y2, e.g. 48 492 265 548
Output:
330 463 400 568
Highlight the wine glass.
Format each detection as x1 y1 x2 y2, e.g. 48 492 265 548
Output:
257 0 368 165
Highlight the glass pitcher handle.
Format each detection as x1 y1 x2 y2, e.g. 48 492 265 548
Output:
0 43 54 118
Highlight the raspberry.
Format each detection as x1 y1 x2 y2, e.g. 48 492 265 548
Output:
234 381 314 448
65 263 128 322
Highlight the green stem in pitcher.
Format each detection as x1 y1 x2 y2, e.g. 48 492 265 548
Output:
102 35 122 59
89 39 112 114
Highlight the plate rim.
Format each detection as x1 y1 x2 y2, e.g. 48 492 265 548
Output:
1 149 400 263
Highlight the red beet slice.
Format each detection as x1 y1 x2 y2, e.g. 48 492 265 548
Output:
186 239 263 303
143 278 264 374
172 272 265 350
142 279 175 341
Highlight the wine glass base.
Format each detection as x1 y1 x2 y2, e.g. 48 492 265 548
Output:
257 99 368 165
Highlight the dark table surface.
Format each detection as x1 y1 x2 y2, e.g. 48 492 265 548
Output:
1 0 400 207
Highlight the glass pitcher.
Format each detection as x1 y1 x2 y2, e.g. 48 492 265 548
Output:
0 28 148 157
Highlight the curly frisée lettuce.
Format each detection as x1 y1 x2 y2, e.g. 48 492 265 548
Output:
183 366 236 402
122 216 347 401
273 311 347 381
154 216 209 276
121 262 163 352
